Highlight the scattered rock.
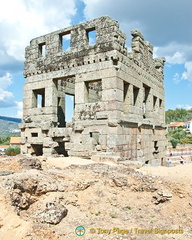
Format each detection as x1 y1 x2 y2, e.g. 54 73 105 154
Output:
73 181 91 191
19 158 42 170
112 177 128 187
119 160 144 169
2 169 68 196
152 191 172 205
37 197 68 224
0 171 15 176
10 189 33 210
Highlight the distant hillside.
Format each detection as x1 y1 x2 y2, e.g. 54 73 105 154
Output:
0 116 21 123
0 116 21 138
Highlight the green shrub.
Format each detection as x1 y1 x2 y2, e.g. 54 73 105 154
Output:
179 136 192 144
14 146 21 155
167 127 190 148
169 138 179 148
5 146 20 156
124 206 132 210
95 211 101 216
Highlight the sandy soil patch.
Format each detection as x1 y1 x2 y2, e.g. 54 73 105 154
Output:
45 156 117 169
137 162 192 183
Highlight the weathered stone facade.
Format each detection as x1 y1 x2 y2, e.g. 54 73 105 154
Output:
20 16 166 165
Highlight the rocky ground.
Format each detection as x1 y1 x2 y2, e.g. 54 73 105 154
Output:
0 155 192 240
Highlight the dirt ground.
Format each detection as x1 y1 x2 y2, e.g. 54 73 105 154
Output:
137 163 192 182
0 155 192 240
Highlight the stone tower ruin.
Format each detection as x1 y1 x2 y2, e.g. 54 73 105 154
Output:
20 16 166 165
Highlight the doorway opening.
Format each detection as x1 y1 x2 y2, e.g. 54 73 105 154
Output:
54 142 68 157
31 144 43 156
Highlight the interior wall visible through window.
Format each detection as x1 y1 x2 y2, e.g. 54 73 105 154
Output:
85 80 102 103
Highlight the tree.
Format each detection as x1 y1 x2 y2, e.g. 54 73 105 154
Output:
0 136 10 145
5 147 20 156
169 138 179 148
165 108 192 124
167 127 187 148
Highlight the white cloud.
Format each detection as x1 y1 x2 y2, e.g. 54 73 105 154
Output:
0 89 16 108
0 72 16 107
166 52 186 65
154 43 192 65
0 89 13 101
0 72 12 89
172 73 181 84
0 0 76 64
154 45 192 83
15 101 23 118
176 104 192 110
182 61 192 82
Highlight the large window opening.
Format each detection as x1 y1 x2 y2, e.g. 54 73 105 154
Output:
31 133 38 137
90 132 99 143
153 96 157 110
60 31 71 51
143 84 150 118
54 76 75 127
57 97 65 127
65 94 74 122
33 88 45 108
54 142 68 157
159 99 162 108
86 28 96 45
143 84 150 103
31 144 43 156
85 80 102 103
39 43 46 57
90 132 100 150
133 86 139 106
124 82 130 113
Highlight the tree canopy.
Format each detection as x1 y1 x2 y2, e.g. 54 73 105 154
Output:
0 136 10 145
165 108 192 124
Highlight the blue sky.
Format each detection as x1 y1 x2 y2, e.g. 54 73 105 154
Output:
0 0 192 119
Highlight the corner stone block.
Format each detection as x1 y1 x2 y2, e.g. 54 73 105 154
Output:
75 82 85 104
43 137 53 147
102 89 123 102
102 77 123 90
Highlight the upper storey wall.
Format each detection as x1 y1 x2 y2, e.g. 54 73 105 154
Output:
129 30 165 83
24 16 127 77
24 16 165 83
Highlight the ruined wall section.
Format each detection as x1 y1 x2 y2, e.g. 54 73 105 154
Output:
24 16 127 78
107 29 166 126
